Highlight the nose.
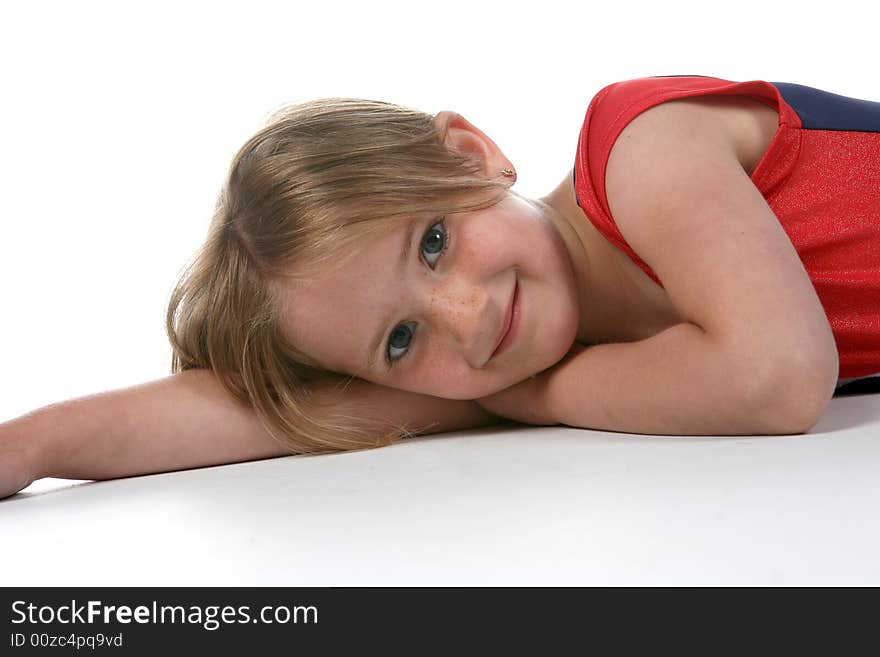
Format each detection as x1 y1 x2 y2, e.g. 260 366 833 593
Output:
424 279 495 367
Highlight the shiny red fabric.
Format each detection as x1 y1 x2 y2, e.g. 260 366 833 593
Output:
573 76 880 378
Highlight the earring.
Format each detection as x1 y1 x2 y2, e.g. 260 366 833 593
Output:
501 168 515 177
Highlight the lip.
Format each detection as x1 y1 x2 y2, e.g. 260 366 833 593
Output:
490 278 521 361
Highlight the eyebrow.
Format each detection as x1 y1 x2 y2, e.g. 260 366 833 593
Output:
365 218 420 370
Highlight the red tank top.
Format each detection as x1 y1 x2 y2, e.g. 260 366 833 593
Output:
572 75 880 380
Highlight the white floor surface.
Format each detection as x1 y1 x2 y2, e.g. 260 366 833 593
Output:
2 390 878 586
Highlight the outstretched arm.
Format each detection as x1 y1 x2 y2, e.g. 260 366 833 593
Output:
0 368 501 498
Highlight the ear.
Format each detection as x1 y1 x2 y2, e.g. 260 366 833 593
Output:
433 111 515 180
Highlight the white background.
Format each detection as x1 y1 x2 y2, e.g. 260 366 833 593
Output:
1 0 878 420
2 1 880 587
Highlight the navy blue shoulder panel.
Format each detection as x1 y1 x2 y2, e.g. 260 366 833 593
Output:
771 82 880 132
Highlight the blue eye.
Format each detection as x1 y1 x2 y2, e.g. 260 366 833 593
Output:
420 220 448 268
387 321 416 363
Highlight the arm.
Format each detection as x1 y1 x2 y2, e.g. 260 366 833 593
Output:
478 98 842 435
601 97 839 422
478 324 824 435
1 368 501 497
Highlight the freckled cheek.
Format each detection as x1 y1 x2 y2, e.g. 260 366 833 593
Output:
420 344 461 377
412 349 471 394
428 269 490 312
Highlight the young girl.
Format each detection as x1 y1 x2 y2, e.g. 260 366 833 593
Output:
2 75 878 499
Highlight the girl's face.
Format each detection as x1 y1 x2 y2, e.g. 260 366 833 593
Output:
279 190 581 400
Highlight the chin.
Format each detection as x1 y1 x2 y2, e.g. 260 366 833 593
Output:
418 376 519 401
539 310 580 368
435 382 504 401
428 362 552 401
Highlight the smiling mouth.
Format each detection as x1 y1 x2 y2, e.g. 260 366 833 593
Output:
491 278 519 360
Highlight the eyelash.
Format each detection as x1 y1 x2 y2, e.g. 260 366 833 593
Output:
385 218 450 367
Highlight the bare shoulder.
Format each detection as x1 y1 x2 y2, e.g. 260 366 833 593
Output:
610 94 778 181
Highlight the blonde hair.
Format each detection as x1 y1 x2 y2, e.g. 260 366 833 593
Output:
165 97 509 454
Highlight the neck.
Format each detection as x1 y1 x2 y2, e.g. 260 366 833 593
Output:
535 175 637 346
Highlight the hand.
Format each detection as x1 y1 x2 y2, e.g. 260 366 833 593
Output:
475 342 588 426
0 421 42 500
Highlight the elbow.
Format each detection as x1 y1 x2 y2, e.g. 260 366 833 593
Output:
748 350 838 435
761 404 826 436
